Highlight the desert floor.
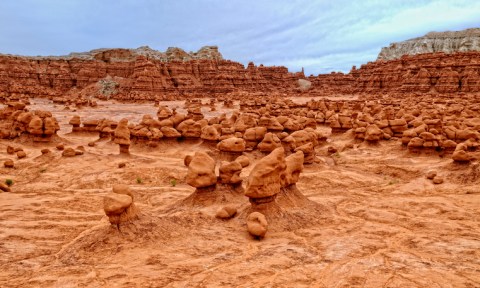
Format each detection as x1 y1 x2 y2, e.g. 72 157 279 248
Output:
0 99 479 287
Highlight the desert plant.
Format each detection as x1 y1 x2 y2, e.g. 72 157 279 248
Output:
5 179 13 186
170 179 177 187
40 167 47 173
136 177 143 184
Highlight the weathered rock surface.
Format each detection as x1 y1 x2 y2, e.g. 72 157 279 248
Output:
378 28 480 61
185 152 217 188
0 46 304 100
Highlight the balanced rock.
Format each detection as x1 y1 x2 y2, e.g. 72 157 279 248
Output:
114 118 131 154
103 193 137 226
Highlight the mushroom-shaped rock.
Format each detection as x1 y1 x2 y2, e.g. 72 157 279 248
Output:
27 116 43 135
114 118 131 154
69 115 81 131
185 152 217 188
216 205 237 219
112 184 134 199
177 119 202 138
103 193 137 225
217 137 246 152
294 142 315 164
160 126 181 138
247 212 268 239
282 151 304 187
245 147 286 200
290 130 313 148
452 148 472 163
43 117 59 136
365 124 383 142
219 161 243 185
452 143 473 163
201 125 220 141
257 132 282 152
157 106 173 119
243 127 267 142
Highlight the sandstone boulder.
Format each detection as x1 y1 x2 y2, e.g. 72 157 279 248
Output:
219 161 243 185
185 152 217 188
247 212 268 239
257 132 282 152
215 205 237 219
245 147 286 199
217 137 246 152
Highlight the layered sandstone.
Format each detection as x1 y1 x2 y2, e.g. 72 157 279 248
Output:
378 28 480 61
309 51 480 94
0 46 304 101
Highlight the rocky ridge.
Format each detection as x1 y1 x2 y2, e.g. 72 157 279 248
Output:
1 45 223 62
0 46 305 101
378 28 480 61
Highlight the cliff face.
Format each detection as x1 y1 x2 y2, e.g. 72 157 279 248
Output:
0 46 304 100
310 51 480 95
2 43 480 101
378 28 480 61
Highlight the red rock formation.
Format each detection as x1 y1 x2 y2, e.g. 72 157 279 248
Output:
2 46 480 101
0 47 303 101
309 52 480 95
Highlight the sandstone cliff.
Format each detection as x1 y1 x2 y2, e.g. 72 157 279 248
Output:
309 51 480 95
0 46 305 100
2 41 480 101
378 28 480 61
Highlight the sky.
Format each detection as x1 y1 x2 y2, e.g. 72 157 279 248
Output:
0 0 479 75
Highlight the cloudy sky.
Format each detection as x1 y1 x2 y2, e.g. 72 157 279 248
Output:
0 0 478 75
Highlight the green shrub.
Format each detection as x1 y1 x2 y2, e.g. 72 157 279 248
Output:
5 179 13 186
136 177 143 184
170 179 177 187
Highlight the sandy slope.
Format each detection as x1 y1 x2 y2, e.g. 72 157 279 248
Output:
0 100 479 287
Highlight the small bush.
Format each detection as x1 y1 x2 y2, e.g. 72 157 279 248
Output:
5 179 13 186
136 177 143 184
40 168 47 173
170 179 177 187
